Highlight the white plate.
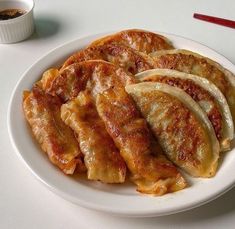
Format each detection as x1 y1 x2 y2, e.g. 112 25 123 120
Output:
7 32 235 217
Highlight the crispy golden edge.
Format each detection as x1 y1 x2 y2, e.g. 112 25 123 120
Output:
89 29 174 54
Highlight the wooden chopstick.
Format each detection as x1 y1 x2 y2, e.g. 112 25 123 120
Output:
193 13 235 29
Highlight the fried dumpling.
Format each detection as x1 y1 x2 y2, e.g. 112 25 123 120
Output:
151 49 235 128
61 90 126 183
136 69 234 151
89 29 174 54
126 82 220 177
48 60 136 102
49 60 186 194
61 43 156 74
96 87 186 195
23 86 84 174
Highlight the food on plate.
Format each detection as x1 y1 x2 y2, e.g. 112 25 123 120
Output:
151 49 235 128
49 60 136 101
61 43 156 74
50 60 186 194
126 82 220 177
61 90 126 183
136 69 234 151
22 30 235 196
89 29 174 54
23 85 85 174
96 87 186 194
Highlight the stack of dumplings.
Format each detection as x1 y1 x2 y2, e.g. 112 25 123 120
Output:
23 29 235 196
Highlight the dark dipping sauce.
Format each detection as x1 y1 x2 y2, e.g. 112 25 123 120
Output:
0 9 26 20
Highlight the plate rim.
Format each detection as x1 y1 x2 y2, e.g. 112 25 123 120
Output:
7 31 235 217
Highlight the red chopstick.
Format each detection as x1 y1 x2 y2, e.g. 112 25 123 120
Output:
193 13 235 29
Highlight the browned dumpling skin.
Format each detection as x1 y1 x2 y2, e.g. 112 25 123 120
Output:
61 43 156 75
96 87 187 195
23 86 84 174
49 60 136 102
48 60 186 194
89 29 174 54
142 75 223 140
126 83 219 178
61 90 126 183
152 50 235 126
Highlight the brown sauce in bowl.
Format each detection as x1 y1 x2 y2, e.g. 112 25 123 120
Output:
0 9 26 20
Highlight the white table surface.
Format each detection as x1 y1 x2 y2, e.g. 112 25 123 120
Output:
1 0 235 228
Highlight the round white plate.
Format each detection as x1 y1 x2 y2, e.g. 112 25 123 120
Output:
7 32 235 217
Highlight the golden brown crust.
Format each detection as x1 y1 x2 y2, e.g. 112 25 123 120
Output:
89 29 174 54
96 87 186 195
23 86 84 174
143 75 223 140
49 60 136 101
62 43 156 75
61 91 126 183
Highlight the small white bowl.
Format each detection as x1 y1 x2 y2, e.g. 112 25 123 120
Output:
0 0 34 43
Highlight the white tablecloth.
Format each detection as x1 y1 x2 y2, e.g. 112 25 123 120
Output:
1 0 235 228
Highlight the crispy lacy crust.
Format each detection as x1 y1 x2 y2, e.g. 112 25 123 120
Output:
89 29 174 54
96 87 186 195
61 43 156 74
61 91 126 183
142 75 223 141
23 86 84 174
49 60 136 102
126 83 219 178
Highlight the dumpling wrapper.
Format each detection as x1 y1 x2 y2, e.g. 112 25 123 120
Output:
48 60 186 194
151 49 235 130
23 86 85 174
61 43 156 75
61 90 126 183
96 86 187 195
136 69 234 151
89 29 174 54
126 82 220 178
48 60 136 102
